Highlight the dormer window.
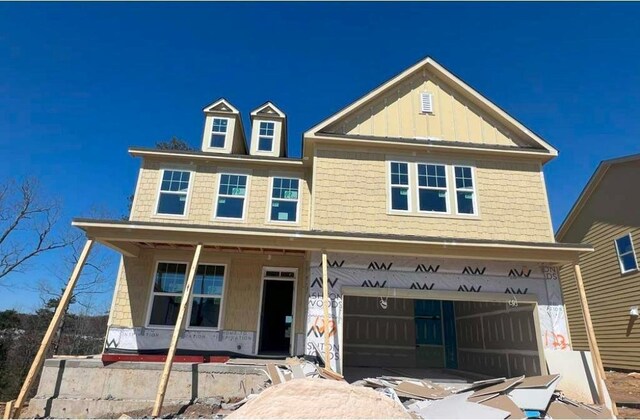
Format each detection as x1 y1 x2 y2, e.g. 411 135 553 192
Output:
258 122 275 152
210 118 229 148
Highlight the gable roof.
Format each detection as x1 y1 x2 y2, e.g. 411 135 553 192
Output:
304 56 558 156
203 98 239 114
556 153 640 241
250 101 286 118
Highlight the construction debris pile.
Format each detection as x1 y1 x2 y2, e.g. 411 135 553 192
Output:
224 360 614 419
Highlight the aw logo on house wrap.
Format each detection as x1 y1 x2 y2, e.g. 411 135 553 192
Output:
458 285 482 292
367 262 393 270
310 277 339 289
361 280 387 288
410 282 435 290
508 268 532 277
415 264 440 273
306 316 337 338
462 266 486 275
318 260 345 268
105 338 119 348
505 287 528 294
309 292 342 308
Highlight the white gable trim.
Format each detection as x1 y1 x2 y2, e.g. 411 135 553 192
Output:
250 101 286 118
203 98 240 114
304 57 557 156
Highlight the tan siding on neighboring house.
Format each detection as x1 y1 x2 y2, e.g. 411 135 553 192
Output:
312 146 554 242
558 161 640 370
130 158 310 230
110 248 307 335
325 71 529 148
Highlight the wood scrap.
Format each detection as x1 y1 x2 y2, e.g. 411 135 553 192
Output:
266 364 284 385
396 381 451 400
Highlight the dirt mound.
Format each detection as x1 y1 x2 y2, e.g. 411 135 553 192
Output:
227 378 411 419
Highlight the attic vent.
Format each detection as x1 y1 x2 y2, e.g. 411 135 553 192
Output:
420 92 434 114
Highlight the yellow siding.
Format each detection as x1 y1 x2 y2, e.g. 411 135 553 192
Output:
110 248 307 335
326 70 528 147
558 161 640 370
312 146 553 242
130 158 310 230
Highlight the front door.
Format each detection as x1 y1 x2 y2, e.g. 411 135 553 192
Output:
258 278 294 355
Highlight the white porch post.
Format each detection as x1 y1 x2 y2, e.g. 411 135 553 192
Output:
152 243 203 418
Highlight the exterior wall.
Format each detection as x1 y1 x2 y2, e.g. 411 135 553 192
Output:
306 252 567 373
108 247 307 355
324 70 530 148
312 146 554 242
130 158 310 230
558 161 640 370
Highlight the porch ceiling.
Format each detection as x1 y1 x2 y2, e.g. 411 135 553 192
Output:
71 218 592 264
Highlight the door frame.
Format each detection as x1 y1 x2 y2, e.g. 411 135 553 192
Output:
254 266 298 355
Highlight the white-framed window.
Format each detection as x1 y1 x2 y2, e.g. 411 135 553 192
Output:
148 262 225 329
210 118 229 148
389 162 410 211
615 234 638 274
269 177 300 222
156 170 191 216
215 173 248 219
258 121 275 152
417 163 448 213
454 166 477 215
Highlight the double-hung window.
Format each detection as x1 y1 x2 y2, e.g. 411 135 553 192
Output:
215 173 248 219
417 164 448 213
190 265 225 328
157 170 191 216
210 118 228 148
270 177 300 222
148 262 225 329
454 166 476 215
615 234 638 274
390 162 409 211
258 122 275 151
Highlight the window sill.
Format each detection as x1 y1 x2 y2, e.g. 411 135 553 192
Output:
620 268 639 277
146 325 222 332
212 217 247 223
387 210 481 221
151 213 190 220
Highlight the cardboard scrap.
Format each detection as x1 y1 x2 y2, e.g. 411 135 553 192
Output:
479 395 526 419
456 377 507 394
467 392 500 404
396 381 451 400
411 391 510 419
472 376 525 397
508 375 560 411
266 363 284 385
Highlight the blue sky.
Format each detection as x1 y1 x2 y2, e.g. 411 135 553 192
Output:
1 2 639 312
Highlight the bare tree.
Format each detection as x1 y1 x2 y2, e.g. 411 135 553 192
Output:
0 179 72 283
155 136 193 151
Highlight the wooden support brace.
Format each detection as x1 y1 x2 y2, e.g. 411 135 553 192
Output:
573 264 606 405
3 401 14 420
321 251 331 370
152 244 203 418
11 239 94 419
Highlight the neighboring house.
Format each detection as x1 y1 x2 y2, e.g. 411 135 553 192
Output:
72 57 591 378
556 154 640 371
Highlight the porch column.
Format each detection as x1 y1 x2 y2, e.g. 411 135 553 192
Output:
321 251 331 370
573 263 606 405
11 239 95 419
152 243 203 418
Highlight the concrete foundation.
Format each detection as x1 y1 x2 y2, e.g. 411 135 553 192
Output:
24 358 269 418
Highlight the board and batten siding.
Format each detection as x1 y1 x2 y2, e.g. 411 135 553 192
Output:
129 158 310 230
558 161 640 371
109 248 307 335
324 70 530 148
312 146 554 243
